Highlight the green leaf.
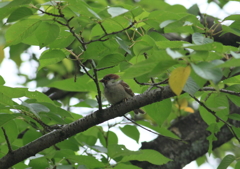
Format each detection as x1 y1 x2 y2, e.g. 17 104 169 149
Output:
156 41 189 49
222 25 240 36
69 155 105 168
25 90 55 104
5 19 41 46
217 58 240 68
235 161 240 169
186 42 223 52
73 99 98 108
223 14 240 21
47 76 95 92
108 144 140 159
188 4 200 15
22 102 50 118
230 51 240 59
164 15 198 34
232 126 240 140
133 41 153 56
83 40 118 60
48 28 75 48
226 85 240 106
0 86 55 105
23 129 42 145
121 149 171 165
217 154 235 169
97 53 125 68
0 114 20 127
29 157 49 169
199 106 216 126
75 126 100 146
191 62 222 84
183 76 200 95
4 0 31 8
150 59 178 77
122 58 158 79
206 123 219 155
107 7 129 18
35 22 60 48
166 48 183 58
38 49 66 70
114 163 141 169
0 92 14 106
87 7 101 20
199 93 228 129
228 114 240 121
138 121 180 139
120 125 140 143
115 36 132 55
2 120 18 143
0 76 5 85
7 7 33 22
192 33 213 45
108 131 118 145
145 99 171 126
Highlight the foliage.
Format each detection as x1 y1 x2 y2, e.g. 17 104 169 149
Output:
0 0 240 169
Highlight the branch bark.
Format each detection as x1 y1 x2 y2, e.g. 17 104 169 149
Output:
0 86 174 169
1 85 239 169
132 102 240 169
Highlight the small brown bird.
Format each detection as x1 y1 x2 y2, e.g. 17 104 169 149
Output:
99 74 145 114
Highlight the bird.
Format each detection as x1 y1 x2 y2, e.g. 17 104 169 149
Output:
99 74 145 114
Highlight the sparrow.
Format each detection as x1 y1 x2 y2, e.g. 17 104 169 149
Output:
99 74 145 114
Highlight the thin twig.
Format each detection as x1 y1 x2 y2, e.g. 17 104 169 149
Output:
201 87 240 97
90 60 103 111
83 20 137 45
190 95 240 143
99 22 108 35
134 78 168 86
95 65 115 71
30 4 64 17
1 127 12 153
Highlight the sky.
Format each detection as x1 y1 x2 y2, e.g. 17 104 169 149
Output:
1 0 240 168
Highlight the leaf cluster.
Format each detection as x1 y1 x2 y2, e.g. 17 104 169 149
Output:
0 0 240 169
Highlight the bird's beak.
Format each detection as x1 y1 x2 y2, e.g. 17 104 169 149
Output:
99 79 105 83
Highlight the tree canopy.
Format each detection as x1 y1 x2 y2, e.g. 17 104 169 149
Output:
0 0 240 169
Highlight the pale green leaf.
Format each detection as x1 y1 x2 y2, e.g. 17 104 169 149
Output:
7 7 33 22
114 163 141 169
35 22 60 48
121 149 171 165
0 114 20 127
191 62 222 84
38 49 66 70
120 125 140 143
192 32 213 45
5 19 41 46
107 7 129 18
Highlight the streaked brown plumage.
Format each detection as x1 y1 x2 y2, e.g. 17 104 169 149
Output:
99 74 145 114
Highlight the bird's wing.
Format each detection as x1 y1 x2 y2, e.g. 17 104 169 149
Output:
120 80 135 97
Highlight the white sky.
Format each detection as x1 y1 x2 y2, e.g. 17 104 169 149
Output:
1 0 239 168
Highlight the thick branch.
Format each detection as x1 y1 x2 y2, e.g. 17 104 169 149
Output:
0 86 174 169
132 102 240 169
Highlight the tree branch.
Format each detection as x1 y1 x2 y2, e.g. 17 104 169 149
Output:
0 86 173 169
132 102 240 169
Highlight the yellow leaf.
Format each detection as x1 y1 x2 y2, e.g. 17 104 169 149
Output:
0 45 5 64
169 66 191 96
184 107 195 113
177 98 188 109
